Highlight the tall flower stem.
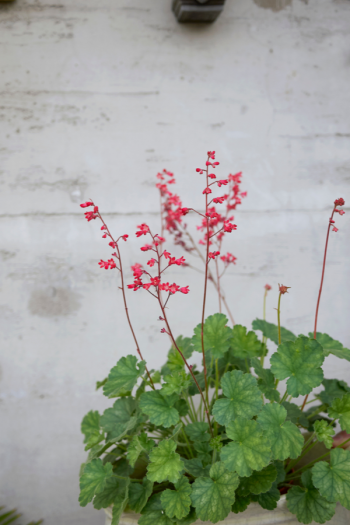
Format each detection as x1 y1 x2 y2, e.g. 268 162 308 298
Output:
96 211 155 389
277 291 282 346
201 158 210 406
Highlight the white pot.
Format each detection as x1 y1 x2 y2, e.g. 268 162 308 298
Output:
104 495 350 525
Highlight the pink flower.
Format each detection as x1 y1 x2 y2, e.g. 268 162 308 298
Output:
159 282 170 291
101 225 107 230
80 201 93 208
220 252 237 265
217 180 228 187
175 256 186 266
213 196 226 204
265 284 272 291
84 211 98 222
333 227 339 232
121 234 129 241
141 244 153 252
169 283 180 294
102 234 107 238
181 208 189 216
131 263 143 278
209 174 216 179
196 168 204 174
147 258 156 267
163 250 171 259
136 223 150 237
203 187 212 195
143 283 152 290
150 277 160 287
208 251 220 260
223 221 237 233
180 286 189 294
279 284 290 294
98 259 116 270
334 198 345 207
109 241 117 248
156 235 166 243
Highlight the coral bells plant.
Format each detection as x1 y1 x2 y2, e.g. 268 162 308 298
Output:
78 152 350 525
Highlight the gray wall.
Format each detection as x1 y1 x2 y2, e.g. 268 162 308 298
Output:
1 0 350 524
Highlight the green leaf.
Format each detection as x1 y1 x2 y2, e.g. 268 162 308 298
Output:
254 486 280 510
212 370 263 426
127 433 155 467
329 394 350 433
111 479 130 525
93 477 127 510
270 336 324 397
139 494 173 525
257 403 304 460
161 476 192 519
194 442 213 466
78 459 113 507
162 371 192 396
192 313 232 359
96 378 108 390
103 355 146 398
147 439 184 483
128 479 154 513
139 391 179 428
81 410 104 450
251 358 280 402
220 417 271 477
176 508 197 525
191 461 239 523
312 448 350 509
230 325 263 359
282 401 309 428
185 422 210 443
318 378 350 405
183 458 210 478
314 420 335 449
240 464 277 495
231 495 251 513
252 319 297 345
174 399 189 418
287 470 336 524
310 332 350 362
188 371 206 397
162 337 194 375
100 397 138 442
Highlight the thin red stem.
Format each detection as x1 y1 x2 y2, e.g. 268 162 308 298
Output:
201 158 210 405
97 212 155 389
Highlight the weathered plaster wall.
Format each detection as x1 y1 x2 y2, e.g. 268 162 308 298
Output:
0 0 350 523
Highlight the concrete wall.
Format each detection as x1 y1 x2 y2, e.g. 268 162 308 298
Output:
1 0 350 523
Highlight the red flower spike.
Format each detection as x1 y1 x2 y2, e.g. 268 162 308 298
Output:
265 284 272 291
203 187 212 195
84 211 98 221
334 198 345 207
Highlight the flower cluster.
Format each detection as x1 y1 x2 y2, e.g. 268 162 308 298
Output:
332 198 346 232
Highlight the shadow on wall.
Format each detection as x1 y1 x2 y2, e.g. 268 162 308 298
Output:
253 0 308 11
28 287 80 317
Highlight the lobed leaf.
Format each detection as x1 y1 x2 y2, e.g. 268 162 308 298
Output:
78 459 113 507
147 440 184 483
287 470 336 524
282 401 309 428
128 479 154 513
253 486 280 510
318 378 350 406
270 336 324 397
310 332 350 362
257 403 304 460
127 433 155 467
103 355 146 398
231 495 251 513
185 422 210 443
81 410 104 450
230 325 263 360
212 370 263 426
314 420 335 449
111 479 130 525
139 391 179 428
312 448 350 510
191 461 239 523
183 458 210 478
100 397 138 442
161 336 194 376
93 477 127 510
251 358 280 402
161 476 192 519
252 319 296 345
329 394 350 433
192 313 232 360
239 464 277 495
139 494 173 525
161 371 192 396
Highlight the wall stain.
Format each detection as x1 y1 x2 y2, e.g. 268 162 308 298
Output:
28 287 80 317
253 0 292 11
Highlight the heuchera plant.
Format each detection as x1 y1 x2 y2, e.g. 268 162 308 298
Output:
78 152 350 525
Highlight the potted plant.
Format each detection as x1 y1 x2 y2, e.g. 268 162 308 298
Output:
172 0 226 23
78 151 350 525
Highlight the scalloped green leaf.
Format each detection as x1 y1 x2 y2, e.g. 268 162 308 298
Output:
257 403 303 460
329 394 350 433
78 459 113 507
81 410 104 450
183 458 210 478
282 401 309 428
191 461 239 523
185 422 210 443
252 319 296 345
232 495 251 513
240 464 277 495
270 336 324 397
194 442 213 466
100 397 138 442
111 479 130 525
251 358 280 402
287 470 336 524
162 371 192 396
103 355 146 398
127 433 155 467
139 494 173 525
139 391 179 428
128 479 154 513
176 508 197 525
161 476 192 519
192 313 232 359
253 486 280 510
161 337 194 376
147 440 184 483
314 420 335 449
312 448 350 509
220 417 271 477
230 325 263 359
93 477 127 510
318 378 350 405
309 332 350 362
212 370 263 426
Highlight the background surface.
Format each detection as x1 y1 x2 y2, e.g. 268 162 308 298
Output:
0 0 350 523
